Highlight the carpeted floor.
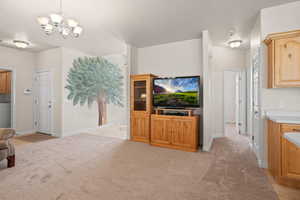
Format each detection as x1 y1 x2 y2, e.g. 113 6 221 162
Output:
0 132 278 200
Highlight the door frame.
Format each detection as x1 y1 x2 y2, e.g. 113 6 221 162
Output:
250 47 263 167
0 66 16 130
33 69 54 135
223 68 247 137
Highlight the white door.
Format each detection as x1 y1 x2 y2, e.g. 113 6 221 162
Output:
251 47 262 160
235 72 247 135
35 71 52 134
235 74 240 133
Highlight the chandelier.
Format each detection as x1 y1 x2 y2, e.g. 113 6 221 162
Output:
37 0 83 38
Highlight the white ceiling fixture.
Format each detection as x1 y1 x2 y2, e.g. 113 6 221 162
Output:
13 40 30 48
227 30 243 48
37 0 83 38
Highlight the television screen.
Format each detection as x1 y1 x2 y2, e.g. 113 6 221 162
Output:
153 76 200 107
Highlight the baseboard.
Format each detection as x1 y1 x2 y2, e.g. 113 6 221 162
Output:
214 132 224 138
61 124 129 138
202 136 214 152
62 127 98 137
261 159 268 169
16 129 37 136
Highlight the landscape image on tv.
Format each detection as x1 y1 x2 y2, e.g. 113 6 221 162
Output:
153 77 200 107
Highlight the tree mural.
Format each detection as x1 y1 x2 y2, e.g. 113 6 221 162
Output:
65 57 124 126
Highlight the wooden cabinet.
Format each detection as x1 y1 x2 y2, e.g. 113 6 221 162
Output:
130 74 155 143
131 113 150 143
151 115 199 152
0 71 11 94
151 116 171 145
130 74 200 152
268 120 300 188
282 139 300 180
171 118 197 149
264 30 300 88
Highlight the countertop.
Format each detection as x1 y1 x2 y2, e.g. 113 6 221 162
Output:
284 133 300 148
265 110 300 124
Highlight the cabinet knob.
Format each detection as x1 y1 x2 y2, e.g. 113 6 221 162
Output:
288 53 292 59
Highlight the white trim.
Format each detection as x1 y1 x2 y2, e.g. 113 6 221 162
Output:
126 45 131 140
202 136 213 152
0 66 16 130
16 129 37 136
214 132 224 138
62 127 97 138
202 30 215 152
33 69 54 136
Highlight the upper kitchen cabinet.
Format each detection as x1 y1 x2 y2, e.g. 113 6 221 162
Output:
264 30 300 88
0 71 11 94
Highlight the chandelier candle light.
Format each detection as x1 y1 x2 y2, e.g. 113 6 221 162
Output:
37 0 83 38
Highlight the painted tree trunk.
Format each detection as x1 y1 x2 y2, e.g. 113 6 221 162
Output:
97 95 107 126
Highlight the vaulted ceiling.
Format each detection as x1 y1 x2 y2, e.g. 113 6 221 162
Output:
0 0 297 54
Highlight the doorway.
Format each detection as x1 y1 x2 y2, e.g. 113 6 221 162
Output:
34 70 53 135
223 70 247 137
0 67 14 129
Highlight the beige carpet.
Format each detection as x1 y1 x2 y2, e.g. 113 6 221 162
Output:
0 133 278 200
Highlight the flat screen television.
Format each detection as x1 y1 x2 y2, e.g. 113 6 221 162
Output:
153 76 200 108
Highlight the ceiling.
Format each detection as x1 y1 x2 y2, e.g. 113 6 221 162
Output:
0 0 297 54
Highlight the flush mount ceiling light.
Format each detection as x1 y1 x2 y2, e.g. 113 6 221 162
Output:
37 0 83 38
227 30 242 48
13 40 30 48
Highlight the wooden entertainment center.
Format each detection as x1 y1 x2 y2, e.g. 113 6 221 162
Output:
130 74 200 152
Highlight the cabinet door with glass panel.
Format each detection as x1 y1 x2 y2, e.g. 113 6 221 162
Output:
130 74 154 114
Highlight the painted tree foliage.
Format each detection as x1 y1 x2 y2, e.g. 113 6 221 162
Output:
65 57 124 126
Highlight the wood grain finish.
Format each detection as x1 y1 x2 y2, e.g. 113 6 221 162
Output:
151 114 199 152
130 74 155 143
0 71 11 94
268 120 300 189
150 115 171 145
7 155 15 168
131 112 150 143
282 139 300 180
264 30 300 88
130 74 200 152
275 37 300 87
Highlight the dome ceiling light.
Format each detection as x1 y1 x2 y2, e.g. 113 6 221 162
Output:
37 0 83 38
227 30 242 48
13 40 30 49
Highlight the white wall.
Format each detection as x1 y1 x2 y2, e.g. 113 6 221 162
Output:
223 71 237 123
61 48 128 137
61 48 98 136
104 54 128 126
211 46 247 137
36 48 63 137
133 39 202 77
0 46 35 133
